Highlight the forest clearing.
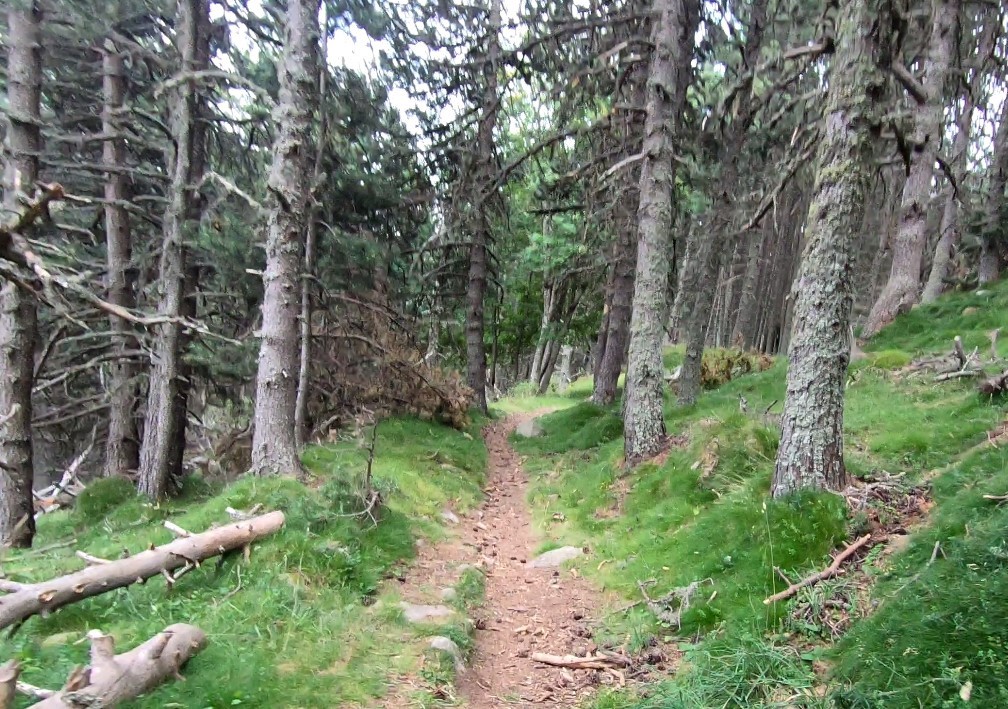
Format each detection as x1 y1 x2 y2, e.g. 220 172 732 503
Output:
2 0 1008 705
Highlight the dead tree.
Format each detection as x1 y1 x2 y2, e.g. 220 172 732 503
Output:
0 511 284 630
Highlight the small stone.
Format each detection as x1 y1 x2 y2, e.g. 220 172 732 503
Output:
429 636 464 672
962 306 979 316
400 602 455 623
441 509 460 525
531 546 583 568
515 419 544 438
440 587 458 602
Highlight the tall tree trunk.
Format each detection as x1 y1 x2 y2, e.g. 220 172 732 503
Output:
772 0 888 497
921 10 995 302
731 227 765 347
592 218 638 405
137 0 209 499
979 100 1008 285
295 29 327 450
863 0 959 335
465 0 502 414
593 71 644 406
623 0 698 463
676 0 767 405
101 40 139 480
251 0 321 477
0 2 42 547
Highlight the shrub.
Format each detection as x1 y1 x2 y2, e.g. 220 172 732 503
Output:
75 476 137 521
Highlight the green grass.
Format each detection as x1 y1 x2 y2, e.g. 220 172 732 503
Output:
3 416 487 708
832 443 1008 708
506 281 1008 708
864 279 1008 356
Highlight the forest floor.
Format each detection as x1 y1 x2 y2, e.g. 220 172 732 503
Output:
4 281 1008 709
390 413 611 707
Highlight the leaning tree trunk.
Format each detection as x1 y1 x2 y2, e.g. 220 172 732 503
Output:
676 0 768 405
137 0 209 499
251 0 321 477
979 98 1008 285
921 9 995 302
863 0 959 336
623 0 698 463
772 0 889 497
101 39 139 480
0 2 42 547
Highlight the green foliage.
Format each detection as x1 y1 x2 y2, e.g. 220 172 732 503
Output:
514 403 623 453
74 476 138 522
832 445 1008 708
587 632 825 708
864 279 1008 355
866 349 912 370
4 417 487 708
699 348 775 388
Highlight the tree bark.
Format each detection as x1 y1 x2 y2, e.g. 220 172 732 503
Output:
863 0 959 335
0 512 284 630
27 625 206 708
464 0 502 414
772 0 888 497
0 2 42 547
978 97 1008 285
676 0 768 404
593 208 638 406
295 13 327 449
731 227 766 347
137 0 210 499
101 40 139 480
251 0 321 477
921 10 995 302
623 0 698 463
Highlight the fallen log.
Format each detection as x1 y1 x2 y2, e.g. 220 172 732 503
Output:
1 661 18 709
0 511 284 630
531 651 632 670
764 534 872 604
979 369 1008 396
27 624 206 708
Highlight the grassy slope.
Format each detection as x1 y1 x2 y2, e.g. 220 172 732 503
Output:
3 417 487 708
510 282 1008 708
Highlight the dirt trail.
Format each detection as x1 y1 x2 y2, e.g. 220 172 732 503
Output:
393 413 606 707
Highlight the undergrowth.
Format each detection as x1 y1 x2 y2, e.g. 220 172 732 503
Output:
510 280 1008 708
2 416 487 708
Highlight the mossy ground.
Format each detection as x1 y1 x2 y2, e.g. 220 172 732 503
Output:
511 281 1008 707
3 417 487 708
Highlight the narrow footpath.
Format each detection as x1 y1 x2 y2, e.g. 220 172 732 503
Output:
394 413 606 707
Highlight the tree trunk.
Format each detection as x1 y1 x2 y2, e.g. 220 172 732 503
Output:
921 11 995 302
731 228 765 347
100 41 139 480
593 219 637 405
0 512 284 630
863 0 959 335
251 0 321 477
676 0 768 404
137 0 209 499
772 0 888 497
26 625 207 708
465 0 502 414
0 2 42 547
295 29 327 450
623 0 698 464
979 98 1008 285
